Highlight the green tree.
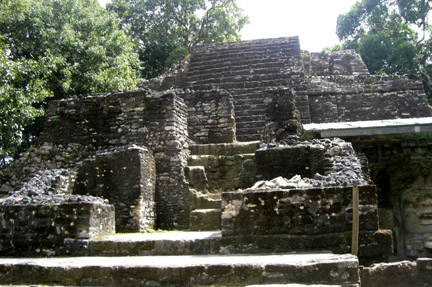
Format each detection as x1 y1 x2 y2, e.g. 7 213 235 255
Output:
336 0 432 101
107 0 249 78
0 53 57 166
0 0 143 165
1 0 142 98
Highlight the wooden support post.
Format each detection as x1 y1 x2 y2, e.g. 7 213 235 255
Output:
351 184 360 256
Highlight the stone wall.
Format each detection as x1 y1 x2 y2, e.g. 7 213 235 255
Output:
73 147 156 232
222 185 378 237
1 90 191 230
262 88 303 141
141 37 431 141
361 258 432 287
298 75 431 124
350 133 432 259
39 90 189 150
249 139 369 187
46 90 191 230
0 200 115 256
180 89 236 143
303 50 370 76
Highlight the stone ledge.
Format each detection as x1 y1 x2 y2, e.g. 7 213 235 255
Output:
86 231 392 264
0 253 359 286
360 258 432 287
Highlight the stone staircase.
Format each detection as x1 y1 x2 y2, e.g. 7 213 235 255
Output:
185 141 260 231
186 37 304 141
0 231 361 286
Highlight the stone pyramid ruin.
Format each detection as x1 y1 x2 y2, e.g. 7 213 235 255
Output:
0 36 431 286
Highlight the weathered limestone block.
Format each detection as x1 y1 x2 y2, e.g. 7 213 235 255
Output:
262 88 303 142
185 166 209 192
191 192 221 210
189 209 221 231
308 50 370 76
189 153 254 192
254 144 326 180
249 139 369 188
181 89 236 144
73 146 156 233
0 200 115 256
304 75 431 124
361 258 432 287
221 185 378 237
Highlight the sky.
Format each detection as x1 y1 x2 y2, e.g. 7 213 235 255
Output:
98 0 359 52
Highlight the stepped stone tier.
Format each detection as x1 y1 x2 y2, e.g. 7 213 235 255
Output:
146 36 431 140
1 36 432 285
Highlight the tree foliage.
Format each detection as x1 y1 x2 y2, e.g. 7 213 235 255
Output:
336 0 432 100
1 0 142 98
0 0 143 165
107 0 249 78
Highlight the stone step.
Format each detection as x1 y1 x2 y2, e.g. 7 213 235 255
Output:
187 64 289 78
186 74 298 88
234 99 265 107
188 59 289 71
235 114 267 122
190 208 221 231
190 51 294 64
237 133 262 142
189 57 294 71
86 230 391 258
187 154 255 166
234 94 265 102
189 141 260 156
236 120 267 130
191 45 296 59
191 41 298 56
190 54 299 67
235 108 267 117
186 85 292 95
187 80 295 91
235 102 266 109
235 111 266 119
191 43 299 61
192 37 298 49
0 253 360 286
236 127 265 136
89 231 222 256
193 193 221 209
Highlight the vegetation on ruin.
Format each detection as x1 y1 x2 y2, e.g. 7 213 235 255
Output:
107 0 249 78
336 0 432 101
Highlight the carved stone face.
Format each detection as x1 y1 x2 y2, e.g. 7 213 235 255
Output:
400 176 432 234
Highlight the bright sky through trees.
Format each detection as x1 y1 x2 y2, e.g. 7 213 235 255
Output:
99 0 358 51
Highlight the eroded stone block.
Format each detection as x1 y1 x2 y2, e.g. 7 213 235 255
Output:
189 209 221 231
74 146 156 232
0 201 114 256
221 185 378 237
